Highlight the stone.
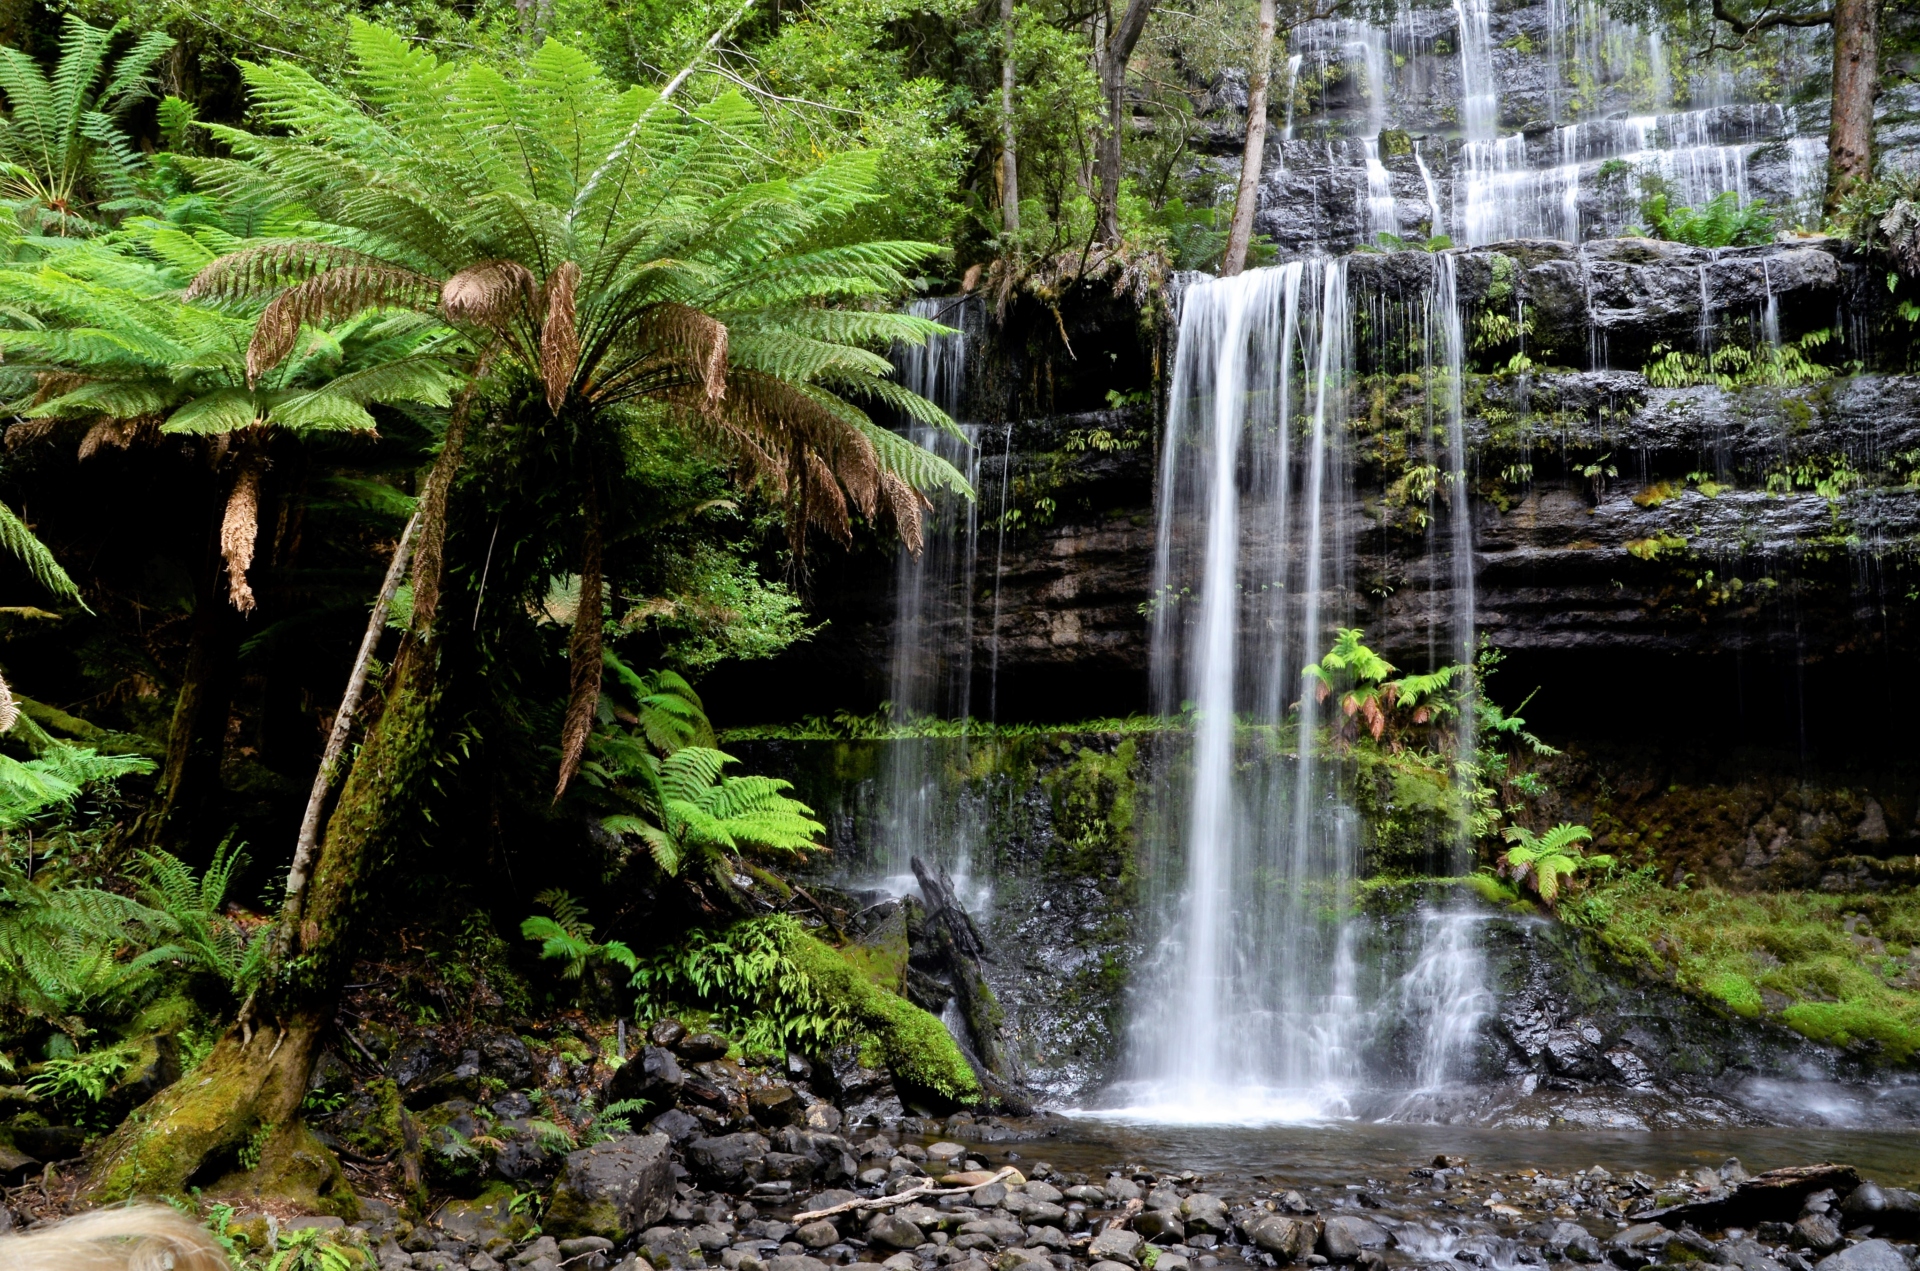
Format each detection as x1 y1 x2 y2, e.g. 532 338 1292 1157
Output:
410 1253 461 1271
649 1110 702 1144
1090 1262 1136 1271
1797 1217 1846 1254
638 1227 706 1269
440 1190 534 1247
928 1142 969 1163
992 1251 1049 1271
1243 1216 1315 1261
1134 1210 1185 1241
945 1171 1006 1188
766 1257 829 1271
749 1086 803 1128
1107 1178 1143 1204
972 1182 1008 1207
512 1238 560 1265
1019 1202 1067 1228
1319 1217 1389 1262
882 1257 918 1271
1089 1228 1144 1266
868 1215 927 1250
1182 1195 1229 1235
691 1224 737 1251
1718 1240 1788 1271
650 1020 687 1047
560 1238 615 1258
959 1218 1025 1244
1814 1242 1910 1271
686 1133 771 1192
1024 1226 1070 1251
544 1134 673 1242
795 1222 840 1250
678 1033 731 1062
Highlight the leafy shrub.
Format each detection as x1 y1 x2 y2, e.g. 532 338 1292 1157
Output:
631 914 850 1059
1627 191 1775 247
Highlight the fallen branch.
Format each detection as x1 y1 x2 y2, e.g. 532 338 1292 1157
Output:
793 1167 1017 1222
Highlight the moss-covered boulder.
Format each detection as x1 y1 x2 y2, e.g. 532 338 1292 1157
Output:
545 1132 673 1241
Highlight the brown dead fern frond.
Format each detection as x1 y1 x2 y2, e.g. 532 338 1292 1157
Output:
441 260 538 334
0 668 16 734
221 458 263 612
554 503 604 803
800 449 853 546
879 471 927 556
188 242 411 305
78 416 159 460
5 417 66 450
540 261 581 414
249 266 440 383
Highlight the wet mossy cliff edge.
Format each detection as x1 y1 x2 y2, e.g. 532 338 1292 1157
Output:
711 230 1920 1111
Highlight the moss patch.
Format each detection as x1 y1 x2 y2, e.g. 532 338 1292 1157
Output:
785 929 980 1107
1560 873 1920 1062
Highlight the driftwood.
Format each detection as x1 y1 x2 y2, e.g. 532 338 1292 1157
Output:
792 1167 1017 1223
910 856 1032 1115
1646 1164 1860 1231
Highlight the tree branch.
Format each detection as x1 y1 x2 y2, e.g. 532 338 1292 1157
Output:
1711 0 1831 36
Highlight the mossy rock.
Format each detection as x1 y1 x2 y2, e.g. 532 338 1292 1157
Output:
209 1121 359 1220
439 1181 534 1249
785 930 980 1108
336 1078 405 1158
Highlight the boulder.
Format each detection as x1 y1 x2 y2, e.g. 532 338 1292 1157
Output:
1243 1215 1316 1260
544 1134 673 1241
1796 1216 1846 1254
1182 1194 1229 1235
636 1227 704 1269
1840 1184 1920 1236
1717 1239 1788 1271
766 1258 827 1271
1088 1228 1144 1266
1320 1216 1390 1262
685 1133 770 1192
795 1220 840 1250
678 1033 731 1062
749 1086 802 1128
1814 1241 1910 1271
688 1224 734 1251
1133 1209 1184 1241
866 1214 926 1249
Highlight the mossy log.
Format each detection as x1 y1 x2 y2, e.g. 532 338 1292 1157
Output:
784 928 981 1109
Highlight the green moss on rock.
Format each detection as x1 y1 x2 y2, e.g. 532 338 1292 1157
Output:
785 929 980 1106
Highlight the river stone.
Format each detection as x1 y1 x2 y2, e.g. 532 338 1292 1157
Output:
1815 1241 1910 1271
1021 1201 1067 1228
1609 1225 1672 1252
1066 1187 1109 1205
1244 1215 1316 1260
545 1134 673 1241
687 1134 771 1191
1797 1216 1846 1254
928 1142 969 1163
1719 1239 1789 1271
1107 1178 1144 1203
1089 1228 1145 1266
1134 1209 1184 1241
866 1215 925 1250
1320 1217 1390 1262
677 1033 730 1061
690 1225 735 1252
637 1227 704 1269
1146 1186 1183 1212
559 1239 614 1258
960 1218 1025 1244
1090 1262 1135 1271
880 1257 916 1271
1182 1194 1229 1235
766 1258 827 1271
1024 1181 1064 1204
1025 1226 1070 1251
794 1222 839 1250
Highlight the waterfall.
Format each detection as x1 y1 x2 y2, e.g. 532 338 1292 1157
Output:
876 298 985 900
1119 261 1370 1122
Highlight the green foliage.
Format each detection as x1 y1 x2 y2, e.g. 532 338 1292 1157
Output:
588 654 822 880
137 838 270 1001
0 16 173 230
1304 628 1463 746
621 542 818 673
26 1035 139 1100
1562 875 1920 1062
0 501 83 606
1626 191 1775 248
265 1222 359 1271
631 914 850 1058
520 888 637 979
1643 330 1835 389
1499 822 1611 906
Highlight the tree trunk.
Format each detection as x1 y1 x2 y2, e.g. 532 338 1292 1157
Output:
554 483 604 801
1220 0 1276 278
87 400 478 1204
1095 0 1157 243
150 515 241 847
1824 0 1879 216
1000 0 1020 236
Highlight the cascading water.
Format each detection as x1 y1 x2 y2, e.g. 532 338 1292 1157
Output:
1113 260 1373 1122
875 298 986 901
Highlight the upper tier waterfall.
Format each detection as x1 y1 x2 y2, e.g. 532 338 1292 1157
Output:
1266 0 1832 256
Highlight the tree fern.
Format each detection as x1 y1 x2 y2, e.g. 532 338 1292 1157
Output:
1500 822 1612 906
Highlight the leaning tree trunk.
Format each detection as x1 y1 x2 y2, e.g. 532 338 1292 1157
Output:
1824 0 1880 217
87 401 477 1206
1220 0 1276 277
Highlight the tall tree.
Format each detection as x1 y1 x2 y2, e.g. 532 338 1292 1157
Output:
1001 0 1021 236
1710 0 1883 216
86 21 970 1200
1095 0 1157 243
1220 0 1276 277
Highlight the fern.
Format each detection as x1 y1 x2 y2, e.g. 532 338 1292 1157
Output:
631 914 853 1060
0 502 82 606
520 889 637 979
1501 822 1612 906
137 838 269 1001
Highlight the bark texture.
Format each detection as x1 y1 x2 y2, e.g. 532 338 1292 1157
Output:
1000 0 1020 236
1221 0 1276 277
1824 0 1880 215
1095 0 1157 243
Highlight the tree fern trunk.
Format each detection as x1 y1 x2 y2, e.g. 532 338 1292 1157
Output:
150 508 241 848
88 398 478 1204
